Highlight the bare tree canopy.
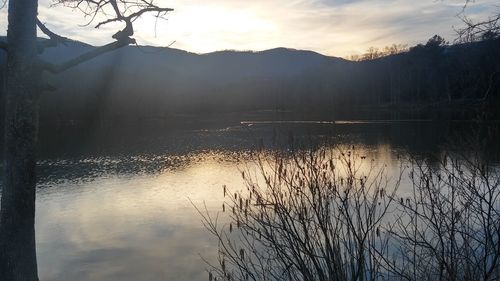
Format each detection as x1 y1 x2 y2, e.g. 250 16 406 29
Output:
54 0 172 40
457 0 500 42
32 0 173 73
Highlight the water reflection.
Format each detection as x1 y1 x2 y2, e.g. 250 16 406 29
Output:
36 152 251 281
33 146 410 281
2 121 498 281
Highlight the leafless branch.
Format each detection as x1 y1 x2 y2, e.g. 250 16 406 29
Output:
35 18 76 52
481 69 500 101
456 2 500 42
55 0 173 41
34 0 173 72
36 18 73 45
38 37 134 73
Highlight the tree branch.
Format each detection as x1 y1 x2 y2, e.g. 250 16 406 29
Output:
95 7 174 29
39 37 135 74
37 18 72 44
35 0 173 72
481 69 500 102
36 18 76 53
56 0 173 41
456 6 500 42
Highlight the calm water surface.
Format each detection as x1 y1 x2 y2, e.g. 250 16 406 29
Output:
36 152 244 281
3 120 498 281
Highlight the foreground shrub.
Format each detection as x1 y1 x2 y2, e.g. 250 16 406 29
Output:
386 152 500 281
198 147 400 281
199 142 500 281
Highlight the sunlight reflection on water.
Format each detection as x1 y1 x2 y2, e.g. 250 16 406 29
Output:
3 120 494 281
36 152 252 281
34 145 407 281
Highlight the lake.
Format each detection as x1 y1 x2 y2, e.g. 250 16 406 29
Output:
2 119 498 281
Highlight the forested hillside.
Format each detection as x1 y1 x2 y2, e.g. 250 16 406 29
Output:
1 36 499 131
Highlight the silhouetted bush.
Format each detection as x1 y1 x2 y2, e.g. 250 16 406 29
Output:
199 141 500 281
198 147 401 281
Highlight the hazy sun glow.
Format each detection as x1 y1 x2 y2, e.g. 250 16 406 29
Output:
0 0 498 57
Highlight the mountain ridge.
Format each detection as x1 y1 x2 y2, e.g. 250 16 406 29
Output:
1 36 499 126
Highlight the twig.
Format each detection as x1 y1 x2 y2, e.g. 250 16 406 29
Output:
36 18 72 45
481 69 500 102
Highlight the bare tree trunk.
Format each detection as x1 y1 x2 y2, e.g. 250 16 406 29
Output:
0 0 40 280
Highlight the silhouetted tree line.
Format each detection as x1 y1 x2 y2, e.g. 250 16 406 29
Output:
348 44 409 61
282 35 500 120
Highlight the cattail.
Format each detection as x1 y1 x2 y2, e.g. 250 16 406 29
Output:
240 248 245 260
223 185 226 197
229 223 232 233
222 203 225 212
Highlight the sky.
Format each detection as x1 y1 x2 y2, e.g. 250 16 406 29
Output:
0 0 498 57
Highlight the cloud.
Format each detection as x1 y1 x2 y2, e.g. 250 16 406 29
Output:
0 0 498 56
